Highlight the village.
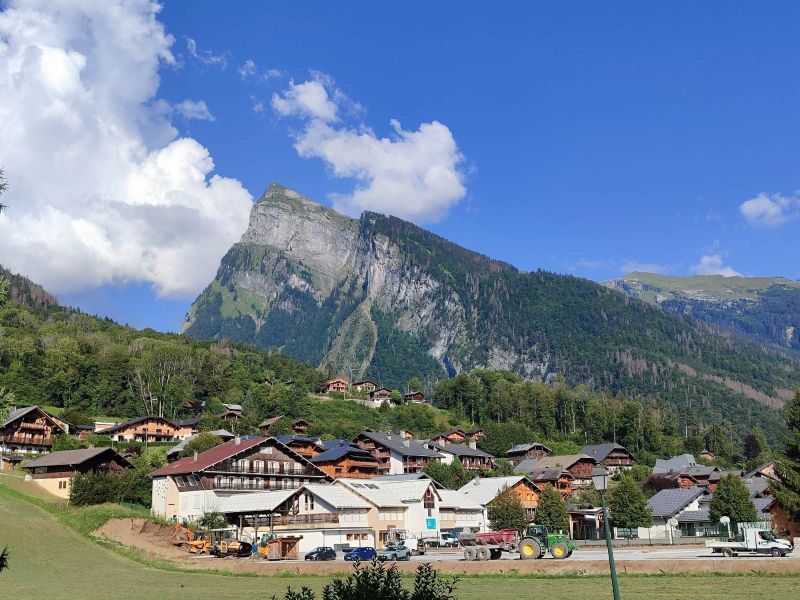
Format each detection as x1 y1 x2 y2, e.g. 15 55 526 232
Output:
1 377 794 564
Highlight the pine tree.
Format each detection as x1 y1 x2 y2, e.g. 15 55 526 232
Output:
486 486 528 531
607 474 652 529
709 474 757 530
535 484 569 532
771 390 800 523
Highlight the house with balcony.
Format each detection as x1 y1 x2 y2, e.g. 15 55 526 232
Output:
579 443 635 472
429 442 495 471
320 379 349 394
23 447 132 499
353 380 378 393
149 435 331 522
0 406 66 469
402 391 426 403
310 440 379 479
514 462 574 498
429 428 468 445
505 442 552 466
522 454 597 487
353 431 443 475
98 416 183 443
276 434 325 459
457 476 541 524
367 388 392 407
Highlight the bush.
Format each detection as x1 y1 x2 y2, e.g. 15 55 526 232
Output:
179 432 223 459
70 472 118 506
486 485 528 531
272 560 458 600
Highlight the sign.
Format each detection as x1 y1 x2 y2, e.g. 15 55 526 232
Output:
426 518 436 530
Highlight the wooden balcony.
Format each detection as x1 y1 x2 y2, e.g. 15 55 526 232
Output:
0 434 52 447
274 513 339 527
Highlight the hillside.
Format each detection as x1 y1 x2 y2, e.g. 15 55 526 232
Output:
606 272 800 352
183 184 800 435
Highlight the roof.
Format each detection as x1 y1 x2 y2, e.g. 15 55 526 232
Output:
647 487 706 518
754 496 775 519
23 447 131 469
430 443 493 458
97 415 175 435
523 454 595 471
166 430 235 457
209 489 298 514
744 462 776 479
437 489 485 511
310 444 375 464
743 477 770 498
356 431 442 458
677 509 711 523
2 406 64 431
303 484 371 509
151 437 266 477
276 434 324 447
173 418 201 427
506 442 552 454
336 478 439 508
221 404 243 412
515 461 572 481
579 443 631 462
457 476 536 506
653 454 698 474
353 380 377 386
258 416 284 428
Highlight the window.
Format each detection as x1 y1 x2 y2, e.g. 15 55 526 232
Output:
304 493 315 511
264 447 273 455
253 460 264 473
335 467 343 475
58 480 68 489
175 476 186 488
187 475 199 486
423 488 435 509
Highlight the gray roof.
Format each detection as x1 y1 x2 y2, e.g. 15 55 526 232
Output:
647 487 706 518
357 431 442 458
753 497 775 519
506 442 552 455
653 454 698 474
3 406 64 430
457 476 533 506
430 443 493 458
23 447 130 469
579 443 631 462
743 477 770 498
514 461 571 482
677 509 711 523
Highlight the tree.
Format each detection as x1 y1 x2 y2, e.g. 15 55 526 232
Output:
486 486 528 531
607 474 652 529
0 167 7 214
179 432 223 459
0 388 15 423
0 276 9 307
0 546 8 573
535 484 569 532
771 390 800 524
69 472 118 506
709 474 757 531
423 459 471 490
51 434 87 452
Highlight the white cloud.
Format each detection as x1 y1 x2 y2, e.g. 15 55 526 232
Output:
739 192 798 228
173 99 215 121
265 68 283 79
238 58 257 79
690 254 741 277
272 74 466 223
184 35 228 69
0 0 252 298
250 95 265 114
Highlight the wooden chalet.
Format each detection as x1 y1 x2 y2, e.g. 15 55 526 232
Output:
515 462 574 498
403 391 425 403
276 435 324 459
522 454 597 486
320 379 349 394
292 419 310 435
458 476 541 521
352 380 377 393
23 447 132 499
465 428 485 441
579 443 635 471
310 441 379 479
699 450 716 462
353 431 442 475
1 406 66 469
430 442 495 471
97 416 182 442
505 442 552 466
258 415 285 433
430 428 467 445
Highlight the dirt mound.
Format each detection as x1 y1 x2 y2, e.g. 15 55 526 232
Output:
93 518 188 561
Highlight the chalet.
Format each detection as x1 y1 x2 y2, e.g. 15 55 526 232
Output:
514 461 574 498
465 428 485 442
352 380 378 393
276 434 325 459
292 419 310 435
652 454 721 490
458 476 540 523
166 429 235 462
429 428 467 446
173 418 201 440
506 442 552 466
579 443 635 472
354 431 443 475
222 403 243 415
258 415 284 433
523 454 597 486
149 435 331 522
23 447 132 499
367 388 392 407
641 487 711 540
1 406 66 469
310 440 379 479
97 416 182 442
745 461 777 480
699 450 716 462
394 429 415 440
219 403 243 421
321 379 349 394
429 442 494 471
402 391 425 403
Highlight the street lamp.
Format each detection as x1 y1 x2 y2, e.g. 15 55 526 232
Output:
592 465 621 600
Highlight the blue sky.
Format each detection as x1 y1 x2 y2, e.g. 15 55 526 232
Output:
3 2 800 331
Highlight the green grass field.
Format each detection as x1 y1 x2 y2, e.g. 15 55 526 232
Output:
0 476 798 600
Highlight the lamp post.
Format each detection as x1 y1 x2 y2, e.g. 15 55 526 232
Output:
592 465 621 600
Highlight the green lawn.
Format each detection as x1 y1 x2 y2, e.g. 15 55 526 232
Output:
0 479 798 600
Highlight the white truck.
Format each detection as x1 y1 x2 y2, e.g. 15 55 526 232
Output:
707 523 793 557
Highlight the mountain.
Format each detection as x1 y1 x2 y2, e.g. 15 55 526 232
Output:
184 184 800 435
605 272 800 353
1 264 60 312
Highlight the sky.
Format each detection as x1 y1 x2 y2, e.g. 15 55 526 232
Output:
1 1 799 331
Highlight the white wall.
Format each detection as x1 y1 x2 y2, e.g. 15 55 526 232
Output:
388 451 405 475
151 477 167 517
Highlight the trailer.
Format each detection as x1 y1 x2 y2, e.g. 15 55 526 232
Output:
706 523 793 557
459 525 577 560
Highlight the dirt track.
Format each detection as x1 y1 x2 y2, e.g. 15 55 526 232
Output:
93 518 800 577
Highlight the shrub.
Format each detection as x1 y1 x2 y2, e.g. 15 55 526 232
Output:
486 485 528 531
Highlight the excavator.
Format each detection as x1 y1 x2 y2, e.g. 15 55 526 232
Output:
171 524 213 554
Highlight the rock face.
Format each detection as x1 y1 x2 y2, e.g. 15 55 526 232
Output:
184 184 800 434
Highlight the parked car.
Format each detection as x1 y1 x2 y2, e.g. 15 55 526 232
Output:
304 546 337 561
344 546 377 561
437 532 458 548
377 544 412 561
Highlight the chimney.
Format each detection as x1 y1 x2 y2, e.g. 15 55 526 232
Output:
234 436 241 445
193 451 198 462
403 440 410 447
469 441 477 450
386 435 392 441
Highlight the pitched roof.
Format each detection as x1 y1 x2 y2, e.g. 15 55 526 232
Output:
304 484 371 509
23 447 131 469
523 454 596 471
676 509 710 523
647 487 705 518
356 431 442 458
209 489 298 514
457 476 537 506
743 477 770 498
165 430 235 457
2 406 64 431
653 454 698 474
336 478 439 508
97 415 175 435
753 496 775 519
579 443 631 461
258 416 284 428
430 443 493 458
310 444 375 464
150 436 266 477
173 418 201 427
437 489 485 511
221 403 243 412
514 461 572 481
506 442 552 454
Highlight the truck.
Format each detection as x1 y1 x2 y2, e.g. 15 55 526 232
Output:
707 523 793 557
458 525 577 560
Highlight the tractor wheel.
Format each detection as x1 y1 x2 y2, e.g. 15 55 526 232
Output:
550 543 568 559
490 549 502 560
476 547 490 561
464 547 477 561
519 537 542 560
722 548 733 557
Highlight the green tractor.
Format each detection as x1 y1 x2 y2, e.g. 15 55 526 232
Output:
518 524 577 559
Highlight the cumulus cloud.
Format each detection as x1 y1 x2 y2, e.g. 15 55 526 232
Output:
184 35 228 69
739 192 799 228
272 75 466 223
238 58 257 79
690 254 741 277
0 0 252 298
173 99 215 121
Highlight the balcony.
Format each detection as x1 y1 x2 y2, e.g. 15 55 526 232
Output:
274 513 339 527
218 463 315 476
213 479 304 492
0 435 52 447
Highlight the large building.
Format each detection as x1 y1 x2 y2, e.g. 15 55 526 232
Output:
98 416 198 443
23 447 132 499
429 442 495 471
354 431 443 475
521 454 597 487
458 476 540 524
579 443 635 472
310 440 379 479
0 406 66 469
505 442 552 466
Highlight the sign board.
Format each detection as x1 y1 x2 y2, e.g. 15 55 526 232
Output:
426 518 436 530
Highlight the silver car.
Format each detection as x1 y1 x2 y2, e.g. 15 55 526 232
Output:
377 543 412 561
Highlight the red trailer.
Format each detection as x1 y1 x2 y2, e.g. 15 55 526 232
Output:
458 529 519 560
